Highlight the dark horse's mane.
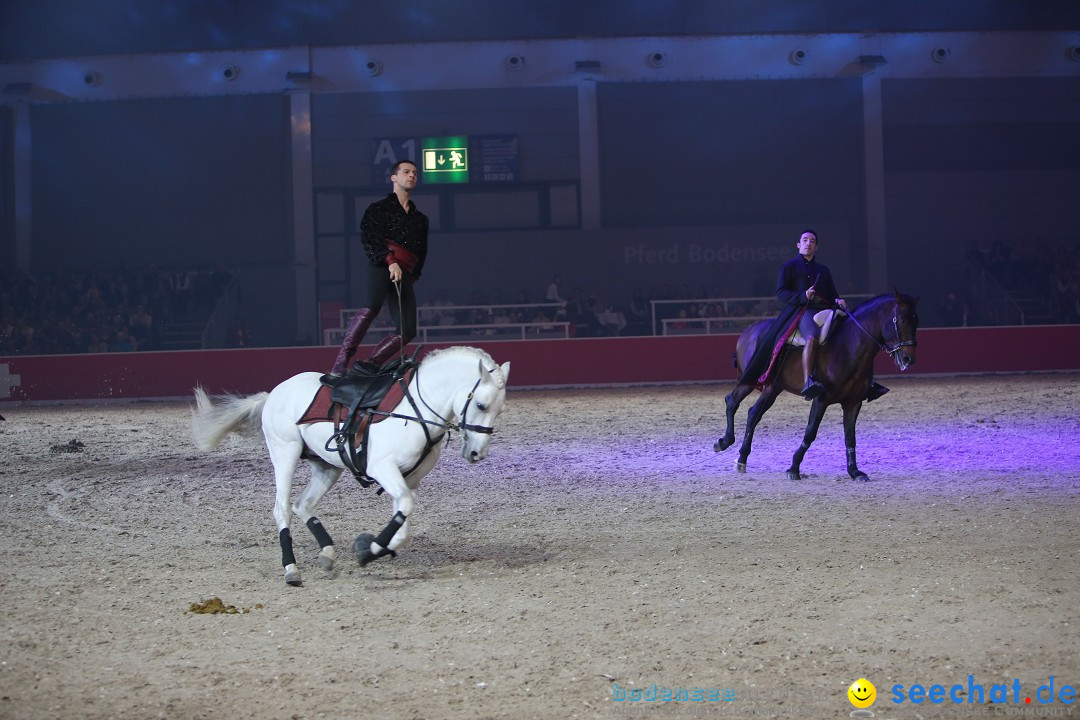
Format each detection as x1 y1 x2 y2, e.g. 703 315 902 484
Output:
852 293 918 325
856 292 911 313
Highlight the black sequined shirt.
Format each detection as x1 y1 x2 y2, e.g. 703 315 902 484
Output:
359 193 429 279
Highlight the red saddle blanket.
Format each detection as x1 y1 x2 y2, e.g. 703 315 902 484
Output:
755 308 807 389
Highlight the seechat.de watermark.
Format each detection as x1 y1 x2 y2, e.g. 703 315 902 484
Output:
891 676 1075 708
847 675 1075 718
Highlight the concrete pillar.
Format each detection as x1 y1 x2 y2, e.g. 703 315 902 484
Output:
290 91 317 345
577 80 601 230
13 102 31 272
862 74 888 291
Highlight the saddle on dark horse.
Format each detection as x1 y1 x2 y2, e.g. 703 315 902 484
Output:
755 308 888 402
297 352 422 489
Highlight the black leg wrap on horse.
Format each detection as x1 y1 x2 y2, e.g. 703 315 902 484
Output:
355 512 408 566
306 517 334 549
374 511 407 550
846 446 858 471
279 528 297 568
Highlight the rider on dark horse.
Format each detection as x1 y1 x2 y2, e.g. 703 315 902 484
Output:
737 229 889 402
328 160 429 379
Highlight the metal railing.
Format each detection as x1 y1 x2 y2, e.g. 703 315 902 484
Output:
323 302 569 345
323 321 570 345
650 294 875 336
660 315 771 335
323 295 887 343
964 253 1026 325
202 273 242 348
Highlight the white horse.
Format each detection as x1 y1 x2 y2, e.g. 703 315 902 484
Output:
191 346 510 586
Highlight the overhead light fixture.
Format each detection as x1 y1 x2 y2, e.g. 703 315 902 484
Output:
503 55 525 71
789 49 807 66
857 54 888 68
364 60 383 77
1069 46 1080 62
931 47 951 63
83 71 102 87
221 64 240 81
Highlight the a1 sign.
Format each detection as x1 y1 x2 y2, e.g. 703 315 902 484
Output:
370 137 419 185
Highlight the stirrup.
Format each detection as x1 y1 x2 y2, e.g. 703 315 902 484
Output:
801 378 824 400
866 382 890 402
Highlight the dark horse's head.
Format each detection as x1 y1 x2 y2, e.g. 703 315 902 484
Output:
885 290 919 371
853 290 919 371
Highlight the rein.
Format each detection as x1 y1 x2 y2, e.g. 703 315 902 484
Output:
361 362 497 437
385 274 495 436
393 279 405 367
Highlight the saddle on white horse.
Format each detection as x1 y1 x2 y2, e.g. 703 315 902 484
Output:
298 358 420 488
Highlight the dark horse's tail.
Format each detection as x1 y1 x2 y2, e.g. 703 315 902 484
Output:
731 351 738 368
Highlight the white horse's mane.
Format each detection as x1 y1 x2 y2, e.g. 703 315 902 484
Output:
423 346 504 386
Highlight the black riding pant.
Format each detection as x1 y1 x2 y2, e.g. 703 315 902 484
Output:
363 263 417 341
798 306 826 340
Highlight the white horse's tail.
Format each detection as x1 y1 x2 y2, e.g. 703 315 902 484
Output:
191 386 269 451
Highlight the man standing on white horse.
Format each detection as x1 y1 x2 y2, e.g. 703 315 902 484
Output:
328 160 429 378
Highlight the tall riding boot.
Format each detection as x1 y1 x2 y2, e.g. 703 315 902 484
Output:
800 337 825 400
329 308 377 376
367 334 405 367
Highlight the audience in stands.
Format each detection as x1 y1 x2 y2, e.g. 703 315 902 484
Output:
937 291 966 327
0 266 235 356
14 245 1072 358
967 236 1079 325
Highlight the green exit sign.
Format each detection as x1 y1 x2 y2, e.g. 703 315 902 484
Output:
421 136 469 184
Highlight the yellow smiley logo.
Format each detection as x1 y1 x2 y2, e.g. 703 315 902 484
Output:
848 678 876 709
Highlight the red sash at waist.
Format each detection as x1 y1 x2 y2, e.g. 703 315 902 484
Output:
386 242 418 274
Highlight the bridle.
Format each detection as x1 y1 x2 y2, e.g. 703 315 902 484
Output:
415 369 498 438
843 300 917 359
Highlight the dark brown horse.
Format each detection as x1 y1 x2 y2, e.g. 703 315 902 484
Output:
714 291 918 481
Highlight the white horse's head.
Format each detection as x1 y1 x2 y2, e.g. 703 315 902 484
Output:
456 358 511 463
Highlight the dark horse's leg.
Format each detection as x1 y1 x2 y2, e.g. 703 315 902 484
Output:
734 383 783 473
842 401 869 481
787 396 828 480
714 383 755 452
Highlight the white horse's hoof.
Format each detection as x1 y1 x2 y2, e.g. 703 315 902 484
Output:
735 461 746 473
318 545 336 571
283 563 302 586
